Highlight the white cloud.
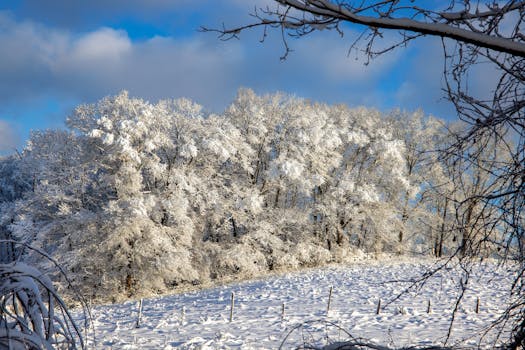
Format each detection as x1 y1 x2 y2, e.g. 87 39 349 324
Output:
0 12 245 109
0 120 20 153
71 28 131 62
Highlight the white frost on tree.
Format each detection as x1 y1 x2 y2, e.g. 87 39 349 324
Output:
1 90 463 301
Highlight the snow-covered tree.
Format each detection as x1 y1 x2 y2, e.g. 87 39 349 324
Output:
3 90 468 302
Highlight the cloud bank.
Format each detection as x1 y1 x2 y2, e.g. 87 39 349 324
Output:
0 12 248 109
0 9 414 112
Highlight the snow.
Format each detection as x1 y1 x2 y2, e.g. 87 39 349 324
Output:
84 259 513 349
280 159 304 180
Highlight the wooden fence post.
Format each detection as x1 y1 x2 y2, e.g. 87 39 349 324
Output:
135 298 143 328
327 286 333 315
376 298 381 315
229 292 235 322
181 306 186 324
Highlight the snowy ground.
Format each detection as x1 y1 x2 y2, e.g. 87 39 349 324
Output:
84 259 514 349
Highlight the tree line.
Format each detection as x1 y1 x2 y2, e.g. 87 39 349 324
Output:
0 89 514 301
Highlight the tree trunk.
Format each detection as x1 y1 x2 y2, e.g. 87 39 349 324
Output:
460 201 476 257
231 216 238 238
437 199 448 258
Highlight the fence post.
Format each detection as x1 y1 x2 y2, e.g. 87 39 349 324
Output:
229 292 235 322
376 298 381 315
181 306 186 324
427 299 431 314
475 297 480 314
135 298 143 328
327 286 333 315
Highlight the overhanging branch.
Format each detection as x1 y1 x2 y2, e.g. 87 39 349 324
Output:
279 0 525 57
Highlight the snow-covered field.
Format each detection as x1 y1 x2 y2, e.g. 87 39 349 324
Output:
85 259 513 349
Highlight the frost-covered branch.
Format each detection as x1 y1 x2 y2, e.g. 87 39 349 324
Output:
0 241 91 349
202 1 525 57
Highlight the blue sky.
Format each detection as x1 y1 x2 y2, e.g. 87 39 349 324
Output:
0 0 459 155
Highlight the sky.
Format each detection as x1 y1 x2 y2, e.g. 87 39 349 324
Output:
0 0 459 155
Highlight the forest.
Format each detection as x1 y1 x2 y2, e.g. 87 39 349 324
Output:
0 89 512 302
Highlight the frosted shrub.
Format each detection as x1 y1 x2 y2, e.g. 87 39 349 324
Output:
293 242 332 267
207 243 268 280
0 242 88 350
272 252 301 271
